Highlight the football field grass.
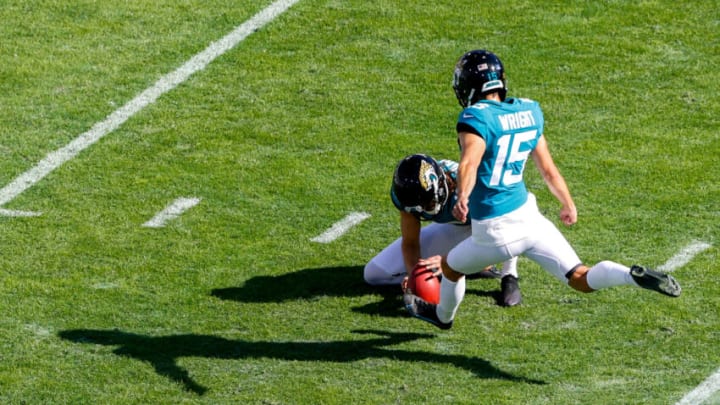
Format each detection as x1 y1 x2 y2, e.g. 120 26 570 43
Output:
0 1 718 403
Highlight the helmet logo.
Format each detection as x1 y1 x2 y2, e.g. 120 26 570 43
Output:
419 160 439 191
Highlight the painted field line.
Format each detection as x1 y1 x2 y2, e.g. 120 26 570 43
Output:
671 240 715 404
0 0 300 215
142 197 201 228
311 212 371 243
0 208 42 217
657 240 711 272
676 367 720 405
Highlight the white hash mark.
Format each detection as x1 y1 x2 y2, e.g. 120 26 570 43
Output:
657 241 711 272
143 197 201 228
311 212 371 243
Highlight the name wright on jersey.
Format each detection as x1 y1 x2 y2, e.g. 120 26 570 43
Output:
498 110 536 131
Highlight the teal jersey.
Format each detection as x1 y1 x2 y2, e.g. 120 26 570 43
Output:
456 97 545 220
391 159 467 225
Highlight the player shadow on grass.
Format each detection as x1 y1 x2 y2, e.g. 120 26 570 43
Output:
210 266 502 316
58 328 545 395
210 265 407 317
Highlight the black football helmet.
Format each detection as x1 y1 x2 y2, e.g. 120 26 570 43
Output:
391 154 448 215
453 50 507 107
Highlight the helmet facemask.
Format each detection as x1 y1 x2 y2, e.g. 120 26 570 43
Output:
422 175 448 215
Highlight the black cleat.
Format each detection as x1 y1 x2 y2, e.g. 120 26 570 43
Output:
630 265 681 297
403 294 453 330
500 275 522 307
466 265 502 280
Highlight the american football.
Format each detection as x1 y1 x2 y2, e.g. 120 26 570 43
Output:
409 264 440 304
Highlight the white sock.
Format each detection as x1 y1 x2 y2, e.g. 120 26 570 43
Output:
437 276 465 323
499 257 518 278
585 260 636 290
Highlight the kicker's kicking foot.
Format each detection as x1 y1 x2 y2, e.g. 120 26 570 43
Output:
630 265 681 297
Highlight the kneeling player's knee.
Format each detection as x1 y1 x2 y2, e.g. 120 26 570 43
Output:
363 262 383 285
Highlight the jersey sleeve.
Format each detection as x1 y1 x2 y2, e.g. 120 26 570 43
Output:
437 159 458 173
456 106 491 140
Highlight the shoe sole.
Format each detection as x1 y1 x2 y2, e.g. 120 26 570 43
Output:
630 266 682 297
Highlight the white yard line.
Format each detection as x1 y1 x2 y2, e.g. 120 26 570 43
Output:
0 0 300 215
142 197 201 228
669 240 715 405
657 240 712 272
311 212 371 243
676 367 720 405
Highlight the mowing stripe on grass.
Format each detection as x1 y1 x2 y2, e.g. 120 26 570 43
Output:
676 367 720 405
657 241 712 272
142 197 201 228
0 0 300 215
311 212 371 243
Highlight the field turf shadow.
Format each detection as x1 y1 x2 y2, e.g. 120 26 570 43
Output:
210 265 405 316
58 328 545 395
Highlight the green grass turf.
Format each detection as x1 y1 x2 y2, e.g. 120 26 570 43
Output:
0 0 718 403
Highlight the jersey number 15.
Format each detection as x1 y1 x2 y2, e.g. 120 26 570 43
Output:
489 129 537 186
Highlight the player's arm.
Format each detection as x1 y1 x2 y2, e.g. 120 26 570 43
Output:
399 211 422 276
530 134 577 225
453 131 486 222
